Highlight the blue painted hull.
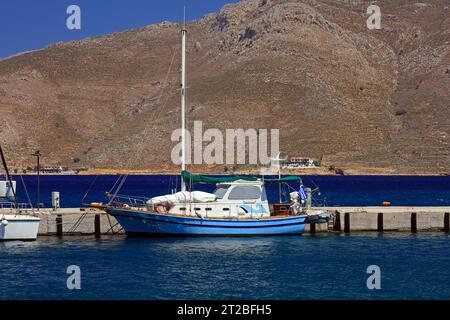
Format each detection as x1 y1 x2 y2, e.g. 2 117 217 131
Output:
107 208 307 236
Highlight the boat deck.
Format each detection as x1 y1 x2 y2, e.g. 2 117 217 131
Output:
112 207 299 220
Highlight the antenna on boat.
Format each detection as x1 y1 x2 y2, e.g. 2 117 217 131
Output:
180 7 187 192
271 153 288 203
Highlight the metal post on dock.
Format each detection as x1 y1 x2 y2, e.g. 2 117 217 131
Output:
333 211 341 232
444 213 449 233
52 192 60 211
95 214 101 238
377 213 384 232
56 214 63 236
344 212 350 233
411 212 417 233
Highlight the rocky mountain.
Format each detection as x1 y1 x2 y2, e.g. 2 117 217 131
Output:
0 0 449 174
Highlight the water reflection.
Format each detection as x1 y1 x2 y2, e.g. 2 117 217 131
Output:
1 233 450 300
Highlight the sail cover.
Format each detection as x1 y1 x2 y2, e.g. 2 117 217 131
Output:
181 171 301 184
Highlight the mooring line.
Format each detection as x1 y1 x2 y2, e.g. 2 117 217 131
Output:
81 175 99 204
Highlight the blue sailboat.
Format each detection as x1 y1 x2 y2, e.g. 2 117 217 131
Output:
107 210 308 236
99 172 311 236
90 26 330 236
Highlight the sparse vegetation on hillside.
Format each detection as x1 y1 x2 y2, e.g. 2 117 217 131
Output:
0 0 448 174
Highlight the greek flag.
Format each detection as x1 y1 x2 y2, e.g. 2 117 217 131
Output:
299 184 307 200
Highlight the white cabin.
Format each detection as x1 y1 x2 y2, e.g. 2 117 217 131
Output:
150 180 271 219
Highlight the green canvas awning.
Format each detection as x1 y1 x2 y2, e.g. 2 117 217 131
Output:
264 176 302 183
181 171 301 184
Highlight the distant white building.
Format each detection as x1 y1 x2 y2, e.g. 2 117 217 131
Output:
41 166 64 173
281 157 317 169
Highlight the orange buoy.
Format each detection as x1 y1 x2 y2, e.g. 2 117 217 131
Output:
382 201 391 206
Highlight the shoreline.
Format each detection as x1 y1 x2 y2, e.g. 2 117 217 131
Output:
11 170 450 177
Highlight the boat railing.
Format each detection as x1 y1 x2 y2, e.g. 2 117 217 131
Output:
0 201 39 210
311 197 328 207
106 193 149 208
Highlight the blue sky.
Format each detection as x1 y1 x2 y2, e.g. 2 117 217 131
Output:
0 0 240 59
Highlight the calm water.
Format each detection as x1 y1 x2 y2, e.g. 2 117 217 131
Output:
2 175 449 300
9 174 450 208
1 233 450 300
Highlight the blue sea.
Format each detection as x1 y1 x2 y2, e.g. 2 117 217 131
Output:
1 233 450 300
8 174 450 208
2 175 450 300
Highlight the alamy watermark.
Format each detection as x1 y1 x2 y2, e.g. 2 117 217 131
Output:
66 5 81 30
171 121 279 167
66 265 81 290
367 5 381 30
366 265 381 290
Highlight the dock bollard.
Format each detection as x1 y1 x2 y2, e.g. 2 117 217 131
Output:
444 213 449 233
56 214 63 237
333 211 341 232
344 212 350 233
95 214 101 238
309 223 316 234
377 213 384 232
411 212 417 233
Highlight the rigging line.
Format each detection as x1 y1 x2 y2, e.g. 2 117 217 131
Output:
168 174 173 194
0 144 17 208
127 48 178 165
108 175 122 195
144 46 178 124
308 177 320 192
81 175 99 203
117 175 128 193
108 174 128 205
19 175 35 215
149 48 178 125
149 45 183 147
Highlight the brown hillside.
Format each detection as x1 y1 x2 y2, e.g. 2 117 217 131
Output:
0 0 449 174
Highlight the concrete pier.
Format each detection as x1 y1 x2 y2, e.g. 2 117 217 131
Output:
323 206 450 233
38 208 124 235
2 206 450 235
0 208 123 235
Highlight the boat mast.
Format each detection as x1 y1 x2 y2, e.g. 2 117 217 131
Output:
180 10 187 192
276 153 282 203
271 153 285 203
0 144 17 208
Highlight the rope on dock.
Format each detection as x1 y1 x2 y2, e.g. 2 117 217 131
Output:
105 213 123 234
68 211 89 233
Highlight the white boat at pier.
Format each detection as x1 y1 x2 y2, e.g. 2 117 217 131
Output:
0 145 40 241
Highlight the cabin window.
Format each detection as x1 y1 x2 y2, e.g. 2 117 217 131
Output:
227 186 261 200
214 185 230 199
261 188 268 201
